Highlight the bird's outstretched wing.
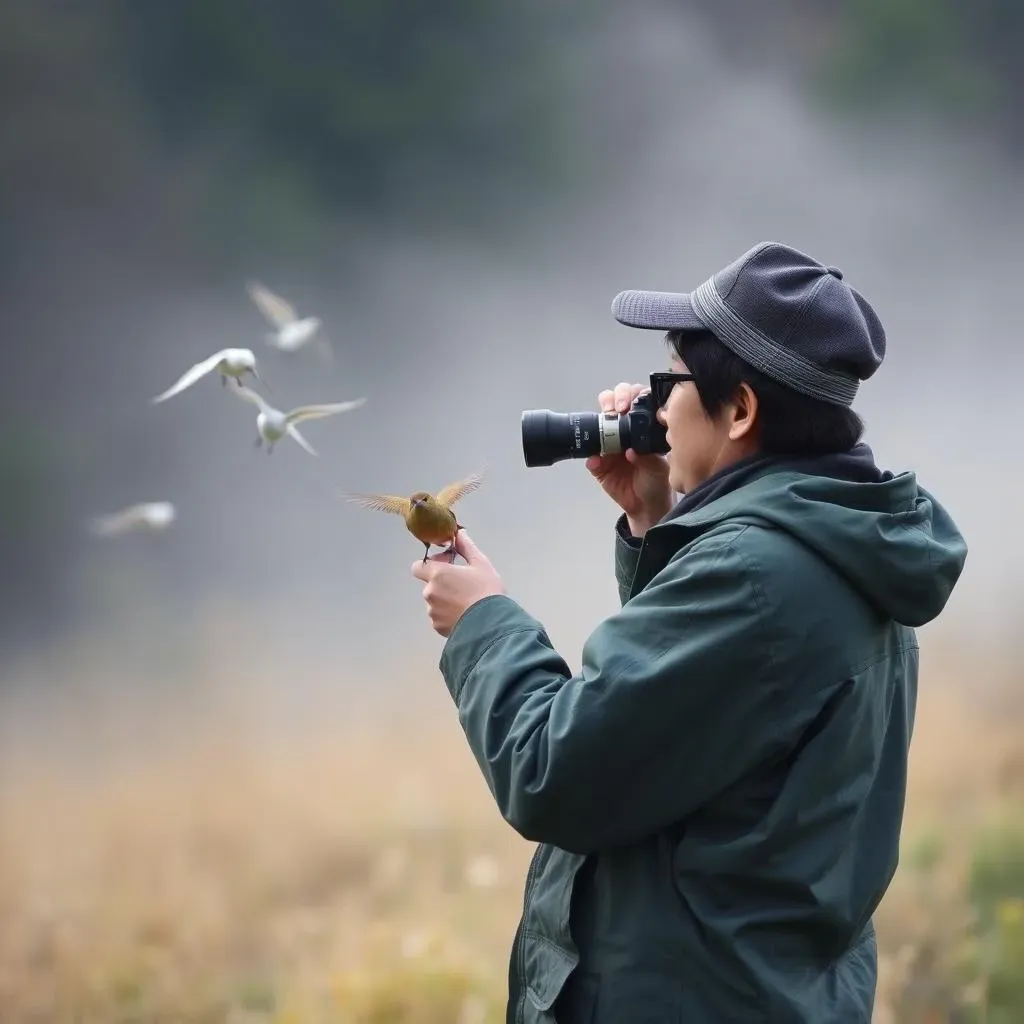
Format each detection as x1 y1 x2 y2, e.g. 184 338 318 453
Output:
151 350 230 403
90 502 174 536
286 398 366 424
342 492 412 517
229 382 272 414
246 280 296 329
436 470 485 509
90 506 142 536
287 423 318 457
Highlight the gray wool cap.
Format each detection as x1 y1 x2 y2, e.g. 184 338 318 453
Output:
611 241 886 407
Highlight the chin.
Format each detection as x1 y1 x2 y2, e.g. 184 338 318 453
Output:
664 447 683 495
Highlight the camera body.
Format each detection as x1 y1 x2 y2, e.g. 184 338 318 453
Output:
521 390 669 468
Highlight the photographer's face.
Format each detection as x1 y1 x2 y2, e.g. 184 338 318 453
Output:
655 355 759 494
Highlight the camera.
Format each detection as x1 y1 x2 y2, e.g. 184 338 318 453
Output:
521 390 669 468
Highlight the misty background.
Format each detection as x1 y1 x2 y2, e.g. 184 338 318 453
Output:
2 1 1021 732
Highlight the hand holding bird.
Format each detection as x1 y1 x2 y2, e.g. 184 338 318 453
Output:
412 530 506 638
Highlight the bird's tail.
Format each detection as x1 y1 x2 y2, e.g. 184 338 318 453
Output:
287 423 318 456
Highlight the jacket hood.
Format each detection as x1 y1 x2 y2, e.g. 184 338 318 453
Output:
665 444 968 627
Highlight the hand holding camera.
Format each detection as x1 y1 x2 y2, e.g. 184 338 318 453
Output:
587 382 672 536
520 378 673 538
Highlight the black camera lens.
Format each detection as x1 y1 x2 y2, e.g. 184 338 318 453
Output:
522 409 637 467
521 395 669 468
521 410 605 467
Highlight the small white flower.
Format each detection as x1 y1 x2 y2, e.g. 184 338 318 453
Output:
463 854 501 889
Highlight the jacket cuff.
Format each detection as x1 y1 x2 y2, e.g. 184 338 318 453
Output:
439 594 544 705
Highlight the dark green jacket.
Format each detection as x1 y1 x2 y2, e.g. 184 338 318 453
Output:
438 450 967 1023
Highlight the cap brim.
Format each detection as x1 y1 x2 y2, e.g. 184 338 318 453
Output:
611 290 707 331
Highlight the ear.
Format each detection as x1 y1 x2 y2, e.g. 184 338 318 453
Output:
728 382 758 441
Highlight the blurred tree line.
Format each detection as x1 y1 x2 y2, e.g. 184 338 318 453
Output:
816 0 1024 152
111 0 594 259
2 0 1023 657
693 0 1024 152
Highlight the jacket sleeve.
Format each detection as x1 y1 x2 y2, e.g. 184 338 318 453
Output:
613 513 642 605
438 526 791 854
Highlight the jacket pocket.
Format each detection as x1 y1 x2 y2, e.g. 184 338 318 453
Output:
552 970 599 1024
522 930 579 1013
590 973 684 1024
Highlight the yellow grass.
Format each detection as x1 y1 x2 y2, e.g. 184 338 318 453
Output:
0 639 1020 1023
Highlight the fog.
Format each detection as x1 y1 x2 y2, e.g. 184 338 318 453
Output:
5 4 1020 710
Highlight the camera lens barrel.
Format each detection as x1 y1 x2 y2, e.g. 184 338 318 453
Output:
521 409 632 467
521 391 669 467
598 412 626 456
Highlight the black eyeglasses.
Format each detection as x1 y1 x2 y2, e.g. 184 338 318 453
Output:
649 371 696 409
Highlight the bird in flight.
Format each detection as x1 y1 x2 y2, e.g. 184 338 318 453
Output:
343 472 485 562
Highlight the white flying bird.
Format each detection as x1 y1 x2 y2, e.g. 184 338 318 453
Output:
246 280 331 364
151 348 266 404
90 501 176 538
229 382 366 456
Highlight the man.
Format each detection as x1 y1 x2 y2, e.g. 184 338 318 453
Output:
412 241 968 1022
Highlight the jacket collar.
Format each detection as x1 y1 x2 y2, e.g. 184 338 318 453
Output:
626 444 884 598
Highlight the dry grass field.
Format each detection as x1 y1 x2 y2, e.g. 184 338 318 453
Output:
0 636 1021 1024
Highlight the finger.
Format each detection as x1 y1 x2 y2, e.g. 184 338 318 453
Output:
585 455 603 475
612 381 634 413
597 388 615 413
411 560 435 581
454 529 486 564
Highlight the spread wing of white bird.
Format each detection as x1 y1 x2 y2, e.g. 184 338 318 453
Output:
152 350 234 404
436 470 485 509
229 382 274 415
284 398 367 424
90 502 175 537
246 280 297 329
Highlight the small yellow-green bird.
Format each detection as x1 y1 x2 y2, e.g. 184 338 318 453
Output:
343 471 484 563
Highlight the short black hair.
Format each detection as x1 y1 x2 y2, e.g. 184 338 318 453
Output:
666 329 865 456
